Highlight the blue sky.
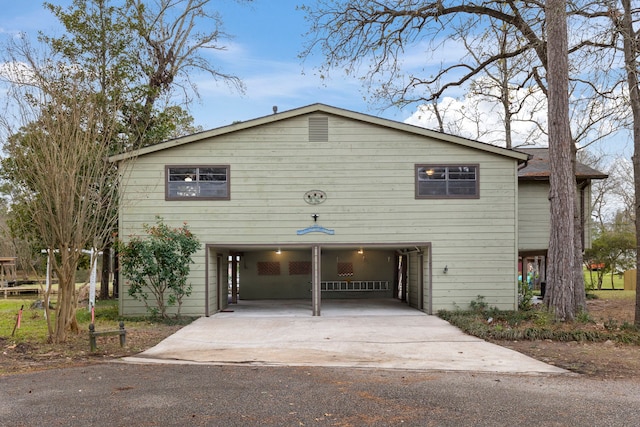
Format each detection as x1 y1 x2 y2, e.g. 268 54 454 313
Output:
0 1 632 160
0 0 417 130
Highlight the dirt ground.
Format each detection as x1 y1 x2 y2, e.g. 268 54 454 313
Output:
0 322 185 376
2 297 639 379
500 295 640 380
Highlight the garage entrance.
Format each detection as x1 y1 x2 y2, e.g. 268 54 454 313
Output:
206 244 431 316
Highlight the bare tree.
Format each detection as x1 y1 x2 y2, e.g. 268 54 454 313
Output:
589 154 634 228
302 0 592 319
39 0 245 299
0 44 122 342
125 0 245 146
616 0 640 324
457 14 545 148
611 158 635 224
407 83 547 148
45 0 244 149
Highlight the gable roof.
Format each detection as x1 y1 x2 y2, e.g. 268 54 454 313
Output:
517 148 608 181
109 103 530 163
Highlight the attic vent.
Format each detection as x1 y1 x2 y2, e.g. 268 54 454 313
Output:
308 116 329 142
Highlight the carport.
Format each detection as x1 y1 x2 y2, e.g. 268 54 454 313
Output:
205 243 431 317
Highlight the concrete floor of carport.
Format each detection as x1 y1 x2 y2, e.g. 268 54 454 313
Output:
123 299 569 375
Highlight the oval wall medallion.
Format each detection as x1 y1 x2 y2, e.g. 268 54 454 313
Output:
304 190 327 205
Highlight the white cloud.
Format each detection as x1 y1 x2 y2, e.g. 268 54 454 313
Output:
0 60 35 85
404 82 548 148
400 38 471 70
403 80 632 162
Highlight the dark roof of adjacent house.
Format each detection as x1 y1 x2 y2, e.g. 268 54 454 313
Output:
516 148 608 181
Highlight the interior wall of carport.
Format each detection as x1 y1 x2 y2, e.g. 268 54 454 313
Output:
239 250 312 299
321 249 395 299
406 247 432 314
205 246 229 316
236 248 397 300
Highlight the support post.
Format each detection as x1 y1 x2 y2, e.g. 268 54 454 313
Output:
231 252 238 304
119 321 126 347
89 321 126 352
312 245 321 316
89 323 97 352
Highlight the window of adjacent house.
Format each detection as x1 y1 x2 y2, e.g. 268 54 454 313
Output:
166 165 229 200
415 164 479 198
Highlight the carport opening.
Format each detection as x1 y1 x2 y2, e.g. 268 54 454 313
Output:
220 246 424 315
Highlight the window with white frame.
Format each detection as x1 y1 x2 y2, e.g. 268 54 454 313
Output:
166 165 229 200
416 164 479 198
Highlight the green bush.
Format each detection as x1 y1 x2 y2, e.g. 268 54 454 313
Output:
117 218 201 318
518 280 534 311
469 295 489 312
437 306 640 345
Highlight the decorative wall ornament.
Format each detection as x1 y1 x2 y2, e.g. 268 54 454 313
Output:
289 261 312 275
257 261 281 275
337 262 354 277
304 190 327 205
297 225 335 235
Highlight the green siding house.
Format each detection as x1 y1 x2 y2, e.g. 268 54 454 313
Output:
110 104 598 317
517 148 607 290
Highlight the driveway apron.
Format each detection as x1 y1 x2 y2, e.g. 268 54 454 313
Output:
123 299 567 375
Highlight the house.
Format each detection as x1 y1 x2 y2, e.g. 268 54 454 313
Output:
110 104 601 317
517 148 607 291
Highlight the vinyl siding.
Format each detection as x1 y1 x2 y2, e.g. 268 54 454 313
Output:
518 182 550 252
518 180 595 252
118 113 520 315
582 184 594 249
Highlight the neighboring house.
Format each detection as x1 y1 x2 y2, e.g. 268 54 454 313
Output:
517 148 607 290
110 104 601 317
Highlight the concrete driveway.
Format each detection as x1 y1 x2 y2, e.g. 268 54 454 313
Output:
124 299 567 375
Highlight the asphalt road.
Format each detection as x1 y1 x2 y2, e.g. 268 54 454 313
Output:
2 363 639 426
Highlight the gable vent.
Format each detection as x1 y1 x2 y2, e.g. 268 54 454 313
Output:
308 116 329 142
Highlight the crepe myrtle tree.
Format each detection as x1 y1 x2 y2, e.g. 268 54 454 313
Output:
117 218 201 318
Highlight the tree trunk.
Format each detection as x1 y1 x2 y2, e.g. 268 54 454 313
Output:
113 249 119 298
611 271 615 290
100 244 111 299
572 156 587 312
53 247 80 343
545 0 578 321
619 0 640 326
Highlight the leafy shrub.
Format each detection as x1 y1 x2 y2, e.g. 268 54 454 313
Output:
437 306 640 345
533 310 553 327
469 295 488 312
604 318 619 331
621 322 639 333
117 218 201 318
518 280 534 311
575 310 593 324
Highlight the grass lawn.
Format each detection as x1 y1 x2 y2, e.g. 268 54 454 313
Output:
0 298 121 342
591 289 636 300
1 295 194 375
0 299 51 342
584 270 627 291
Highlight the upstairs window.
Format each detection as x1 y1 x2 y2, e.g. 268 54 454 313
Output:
416 164 479 199
166 165 229 200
